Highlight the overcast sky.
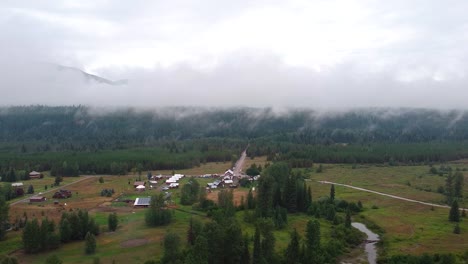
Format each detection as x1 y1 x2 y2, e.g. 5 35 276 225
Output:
1 0 468 109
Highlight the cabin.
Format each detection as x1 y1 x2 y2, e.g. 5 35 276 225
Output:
136 185 146 192
11 182 24 189
165 174 184 184
169 183 179 189
207 180 222 189
30 196 46 202
133 181 146 188
224 169 234 177
29 171 42 179
151 175 163 180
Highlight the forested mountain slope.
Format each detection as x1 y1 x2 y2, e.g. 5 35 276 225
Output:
2 106 468 148
1 106 468 174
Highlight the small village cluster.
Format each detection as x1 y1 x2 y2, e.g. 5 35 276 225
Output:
11 161 260 211
131 166 259 207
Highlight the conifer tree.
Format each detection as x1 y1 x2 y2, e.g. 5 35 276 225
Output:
330 184 335 202
305 219 321 264
285 174 297 213
247 189 255 209
44 255 63 264
108 212 118 232
23 218 41 253
345 209 352 228
85 231 96 254
187 218 195 246
256 176 274 218
260 219 276 264
454 172 464 198
0 190 8 240
27 185 34 194
253 226 261 264
59 217 71 242
146 193 172 226
449 200 460 222
185 234 208 264
240 235 250 264
285 228 301 263
307 187 312 207
446 173 454 203
161 232 181 264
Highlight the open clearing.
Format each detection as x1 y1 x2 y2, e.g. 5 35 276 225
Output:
0 157 264 263
206 188 250 206
307 163 468 256
2 159 468 262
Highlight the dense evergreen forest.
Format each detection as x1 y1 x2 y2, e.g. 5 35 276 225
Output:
2 105 468 177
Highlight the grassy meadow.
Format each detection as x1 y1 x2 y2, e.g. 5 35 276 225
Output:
306 163 468 257
1 158 468 263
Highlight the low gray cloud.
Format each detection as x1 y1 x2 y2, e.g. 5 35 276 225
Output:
1 0 468 109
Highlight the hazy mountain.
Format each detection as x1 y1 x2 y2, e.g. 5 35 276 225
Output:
56 65 128 86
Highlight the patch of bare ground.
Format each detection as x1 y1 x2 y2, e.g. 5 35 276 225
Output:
89 203 134 213
206 189 249 206
120 238 149 248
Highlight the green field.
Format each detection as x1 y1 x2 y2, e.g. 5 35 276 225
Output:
306 163 468 257
2 159 468 263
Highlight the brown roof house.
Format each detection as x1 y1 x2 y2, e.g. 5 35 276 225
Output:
133 181 146 188
30 196 46 202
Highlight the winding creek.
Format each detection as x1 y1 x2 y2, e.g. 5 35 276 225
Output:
351 222 380 264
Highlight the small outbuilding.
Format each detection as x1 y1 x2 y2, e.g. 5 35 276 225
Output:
136 185 146 192
169 183 179 189
134 181 146 188
224 179 234 184
29 171 42 179
12 182 24 188
151 175 163 180
134 197 151 207
30 196 46 202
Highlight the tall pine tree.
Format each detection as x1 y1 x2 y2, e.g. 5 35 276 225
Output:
449 200 460 222
330 184 335 202
253 226 261 264
304 220 321 264
241 235 250 264
285 228 301 263
0 188 8 240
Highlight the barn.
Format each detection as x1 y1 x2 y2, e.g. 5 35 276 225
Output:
134 197 151 207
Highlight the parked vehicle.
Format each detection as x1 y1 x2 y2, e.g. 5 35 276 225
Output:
52 189 72 199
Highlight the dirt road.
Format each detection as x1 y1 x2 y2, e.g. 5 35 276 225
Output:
233 149 247 177
318 180 467 211
9 176 92 206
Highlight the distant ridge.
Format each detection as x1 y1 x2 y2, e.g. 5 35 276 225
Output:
56 65 128 85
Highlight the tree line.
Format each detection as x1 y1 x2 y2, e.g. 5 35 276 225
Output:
3 106 468 175
141 161 365 264
22 210 101 254
4 106 468 146
0 145 238 178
